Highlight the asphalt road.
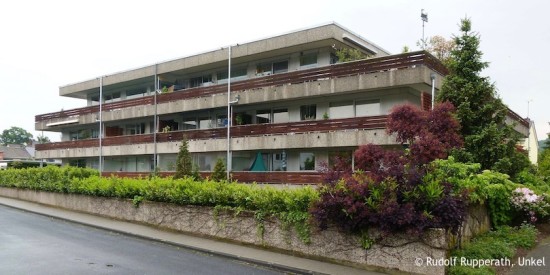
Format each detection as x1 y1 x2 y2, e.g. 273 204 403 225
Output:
0 205 284 275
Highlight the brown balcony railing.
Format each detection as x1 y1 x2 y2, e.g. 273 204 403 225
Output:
36 115 387 151
100 171 322 184
36 51 446 122
507 108 529 128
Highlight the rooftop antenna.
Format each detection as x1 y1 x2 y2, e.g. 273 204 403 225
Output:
421 9 428 49
527 99 533 119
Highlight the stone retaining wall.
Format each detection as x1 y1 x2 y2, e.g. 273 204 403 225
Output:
0 187 490 275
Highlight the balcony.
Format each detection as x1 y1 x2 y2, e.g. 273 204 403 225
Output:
35 51 447 123
36 115 387 151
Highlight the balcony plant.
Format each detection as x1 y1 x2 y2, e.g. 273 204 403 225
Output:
235 114 244 126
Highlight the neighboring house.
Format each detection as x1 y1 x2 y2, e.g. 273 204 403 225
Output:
0 144 33 169
0 144 32 160
523 119 539 164
34 22 527 183
506 111 538 165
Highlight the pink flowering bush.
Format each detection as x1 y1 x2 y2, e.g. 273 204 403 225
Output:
511 187 550 223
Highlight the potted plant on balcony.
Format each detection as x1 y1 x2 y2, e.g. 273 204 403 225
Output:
235 114 244 125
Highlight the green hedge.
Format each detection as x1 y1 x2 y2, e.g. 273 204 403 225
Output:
0 166 317 213
0 166 318 242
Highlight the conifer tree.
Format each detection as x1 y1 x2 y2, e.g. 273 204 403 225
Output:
437 18 528 177
211 158 227 182
174 137 193 179
539 134 550 180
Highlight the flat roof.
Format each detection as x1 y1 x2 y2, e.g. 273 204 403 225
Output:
59 22 390 99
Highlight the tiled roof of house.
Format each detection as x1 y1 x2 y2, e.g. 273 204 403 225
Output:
0 144 33 160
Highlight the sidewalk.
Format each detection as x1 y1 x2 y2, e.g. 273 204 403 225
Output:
0 196 385 275
510 235 550 275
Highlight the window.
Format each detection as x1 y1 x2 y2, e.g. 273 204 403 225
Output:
90 96 100 106
195 154 210 171
126 89 146 99
217 71 227 80
126 123 146 135
300 52 318 67
256 110 270 124
300 152 315 171
199 117 211 129
69 131 79 141
330 53 338 64
256 60 288 75
190 74 213 88
104 92 121 103
355 100 381 117
256 63 272 75
79 129 92 139
300 105 316 120
329 101 354 119
183 118 197 130
328 151 352 169
69 129 96 140
272 108 289 123
217 67 247 82
69 159 87 168
216 115 228 128
272 151 287 171
88 159 99 170
272 60 288 74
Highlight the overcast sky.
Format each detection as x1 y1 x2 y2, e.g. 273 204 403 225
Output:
1 0 549 141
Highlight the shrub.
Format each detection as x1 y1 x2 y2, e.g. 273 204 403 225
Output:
449 224 538 275
423 158 550 227
312 103 466 235
511 187 550 223
311 172 467 235
0 165 98 192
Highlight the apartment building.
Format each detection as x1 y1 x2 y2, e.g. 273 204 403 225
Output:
35 23 456 183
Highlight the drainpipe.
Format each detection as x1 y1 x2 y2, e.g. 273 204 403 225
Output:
40 131 44 168
226 45 231 180
154 65 158 173
99 76 103 176
430 73 436 110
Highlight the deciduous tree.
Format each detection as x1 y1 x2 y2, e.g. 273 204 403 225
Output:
36 135 51 144
426 35 455 66
334 47 369 62
0 126 33 145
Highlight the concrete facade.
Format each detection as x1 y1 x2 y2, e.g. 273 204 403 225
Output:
35 23 448 182
36 67 437 131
